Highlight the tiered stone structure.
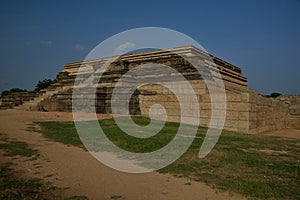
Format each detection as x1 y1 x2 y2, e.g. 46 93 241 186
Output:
0 91 40 109
1 46 299 134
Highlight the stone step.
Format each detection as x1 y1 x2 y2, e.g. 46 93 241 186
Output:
14 88 60 111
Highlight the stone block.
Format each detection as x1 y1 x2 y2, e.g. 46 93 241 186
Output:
227 102 250 111
167 115 180 122
200 94 211 102
181 116 200 126
226 94 242 102
224 120 238 129
200 109 211 118
239 111 249 121
237 127 249 134
213 103 227 110
236 120 249 129
226 110 238 120
193 88 207 95
289 106 300 115
200 102 212 110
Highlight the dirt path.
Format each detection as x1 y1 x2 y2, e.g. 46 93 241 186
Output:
0 110 247 200
261 129 300 139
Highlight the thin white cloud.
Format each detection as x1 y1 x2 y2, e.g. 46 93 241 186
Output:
75 44 85 52
114 42 136 55
39 40 53 46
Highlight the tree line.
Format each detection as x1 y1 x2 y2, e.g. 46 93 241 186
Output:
1 79 56 97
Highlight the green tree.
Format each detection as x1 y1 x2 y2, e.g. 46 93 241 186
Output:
264 92 282 98
0 88 27 98
1 90 10 97
270 92 282 98
9 88 27 93
34 79 56 91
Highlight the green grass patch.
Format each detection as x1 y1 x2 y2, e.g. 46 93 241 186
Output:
99 117 179 153
0 163 53 199
32 121 86 149
0 134 38 157
110 195 123 199
33 117 300 199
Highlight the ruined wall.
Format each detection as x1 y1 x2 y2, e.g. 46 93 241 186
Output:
0 91 41 109
37 89 73 112
138 80 252 133
6 46 300 134
138 81 300 134
277 95 300 129
36 72 75 112
247 94 288 133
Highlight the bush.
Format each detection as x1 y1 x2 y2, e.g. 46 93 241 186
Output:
9 88 27 93
1 90 9 97
1 88 27 98
270 92 282 98
0 78 56 98
264 92 282 98
34 79 56 91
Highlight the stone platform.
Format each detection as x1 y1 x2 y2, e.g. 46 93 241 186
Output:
2 45 299 134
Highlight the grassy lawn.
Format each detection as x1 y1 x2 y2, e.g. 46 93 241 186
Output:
34 117 300 199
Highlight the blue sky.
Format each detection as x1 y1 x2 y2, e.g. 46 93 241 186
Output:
0 0 299 95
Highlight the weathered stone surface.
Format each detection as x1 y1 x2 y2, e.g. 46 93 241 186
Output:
0 91 41 109
3 45 299 134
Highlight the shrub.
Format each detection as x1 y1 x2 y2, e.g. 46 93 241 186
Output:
1 90 9 97
1 88 27 98
34 79 56 91
270 92 282 98
264 92 282 98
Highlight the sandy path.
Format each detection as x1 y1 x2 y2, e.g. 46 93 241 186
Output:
0 110 246 200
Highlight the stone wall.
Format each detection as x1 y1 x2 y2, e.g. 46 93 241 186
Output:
35 72 75 112
137 80 293 134
247 94 288 133
137 80 251 133
6 45 300 134
277 95 300 129
0 91 41 109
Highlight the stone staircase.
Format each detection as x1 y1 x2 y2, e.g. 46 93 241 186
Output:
0 91 41 110
14 88 59 111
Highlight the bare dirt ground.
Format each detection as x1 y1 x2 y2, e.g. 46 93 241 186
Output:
5 110 298 199
261 128 300 139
